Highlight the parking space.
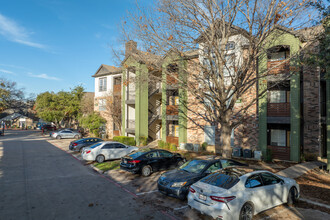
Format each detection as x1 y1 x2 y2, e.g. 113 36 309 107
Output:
45 136 330 220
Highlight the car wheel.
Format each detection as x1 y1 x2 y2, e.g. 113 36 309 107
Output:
239 203 253 220
74 135 79 139
96 155 105 163
177 160 185 167
56 135 61 139
141 165 152 177
287 187 298 205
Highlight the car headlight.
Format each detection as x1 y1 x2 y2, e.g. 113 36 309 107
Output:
171 182 187 187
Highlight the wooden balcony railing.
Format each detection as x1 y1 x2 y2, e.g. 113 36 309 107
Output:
113 84 121 95
166 105 179 115
167 73 178 85
166 136 179 146
267 103 290 117
267 145 290 161
267 60 290 75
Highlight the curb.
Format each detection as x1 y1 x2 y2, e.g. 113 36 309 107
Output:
299 197 330 210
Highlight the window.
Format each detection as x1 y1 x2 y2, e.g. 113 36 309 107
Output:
99 77 107 92
260 173 282 185
146 151 159 158
245 175 263 188
269 51 286 61
113 123 119 131
174 96 179 105
159 150 173 158
114 144 126 149
270 129 286 147
206 162 220 173
226 42 235 50
221 160 240 168
269 90 286 103
201 172 240 189
102 144 114 149
204 126 215 145
174 125 179 137
99 99 106 111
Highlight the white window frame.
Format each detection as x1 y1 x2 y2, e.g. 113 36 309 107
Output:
269 51 286 61
99 77 107 92
98 99 106 111
269 90 286 103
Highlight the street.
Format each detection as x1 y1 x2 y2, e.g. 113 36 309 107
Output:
0 130 167 220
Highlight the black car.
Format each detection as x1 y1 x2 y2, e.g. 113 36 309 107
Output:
120 149 185 177
42 124 56 131
69 138 103 152
157 157 247 200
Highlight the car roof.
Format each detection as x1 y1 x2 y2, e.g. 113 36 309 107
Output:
101 141 126 145
219 167 270 177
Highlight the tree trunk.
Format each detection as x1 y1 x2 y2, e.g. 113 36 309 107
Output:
221 124 232 158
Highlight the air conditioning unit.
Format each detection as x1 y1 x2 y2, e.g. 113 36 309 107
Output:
232 147 242 157
243 149 252 158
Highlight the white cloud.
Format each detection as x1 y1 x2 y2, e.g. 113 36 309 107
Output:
0 13 46 49
0 69 15 75
28 72 60 81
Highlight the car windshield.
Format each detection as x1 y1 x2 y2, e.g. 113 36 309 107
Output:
90 143 102 149
200 171 240 189
180 160 209 174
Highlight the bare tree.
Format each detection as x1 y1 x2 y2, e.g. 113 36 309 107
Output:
103 92 122 136
118 0 321 157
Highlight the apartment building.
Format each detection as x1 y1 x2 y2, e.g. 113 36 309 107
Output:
258 25 329 163
92 64 122 138
121 41 162 145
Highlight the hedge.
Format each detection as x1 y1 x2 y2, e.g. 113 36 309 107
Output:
113 136 136 146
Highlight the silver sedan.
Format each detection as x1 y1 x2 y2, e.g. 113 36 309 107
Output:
51 130 82 139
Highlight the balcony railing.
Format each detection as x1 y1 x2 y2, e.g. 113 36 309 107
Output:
267 103 290 117
267 60 290 75
267 145 290 161
166 136 179 146
166 105 179 115
167 73 178 85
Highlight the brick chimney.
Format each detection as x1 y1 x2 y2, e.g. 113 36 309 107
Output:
125 40 137 57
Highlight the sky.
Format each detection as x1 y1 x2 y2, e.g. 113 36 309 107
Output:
0 0 149 97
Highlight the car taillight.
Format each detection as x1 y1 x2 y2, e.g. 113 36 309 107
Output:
127 160 141 164
72 143 77 146
189 187 196 193
210 196 236 203
86 150 91 154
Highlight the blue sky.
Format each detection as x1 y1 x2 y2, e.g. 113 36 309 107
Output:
0 0 146 97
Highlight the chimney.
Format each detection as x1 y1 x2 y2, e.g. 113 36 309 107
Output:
125 40 137 57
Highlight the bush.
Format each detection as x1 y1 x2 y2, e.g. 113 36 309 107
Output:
165 142 171 150
170 144 177 151
113 136 136 146
201 142 208 151
158 140 165 148
139 136 148 146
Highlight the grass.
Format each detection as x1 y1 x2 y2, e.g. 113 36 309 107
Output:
94 160 121 171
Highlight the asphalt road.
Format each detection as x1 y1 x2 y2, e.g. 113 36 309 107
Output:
0 130 168 220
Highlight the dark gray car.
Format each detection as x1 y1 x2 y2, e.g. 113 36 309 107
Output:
69 138 103 152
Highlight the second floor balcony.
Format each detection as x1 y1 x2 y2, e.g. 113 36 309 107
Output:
267 103 290 117
166 105 179 115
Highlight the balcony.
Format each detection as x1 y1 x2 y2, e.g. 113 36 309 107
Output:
166 136 179 146
113 84 121 95
166 105 179 115
267 145 290 161
148 82 161 98
167 73 178 85
267 60 290 75
267 103 290 117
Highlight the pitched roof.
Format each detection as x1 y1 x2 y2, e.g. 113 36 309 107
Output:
121 50 162 67
92 64 122 77
272 25 324 42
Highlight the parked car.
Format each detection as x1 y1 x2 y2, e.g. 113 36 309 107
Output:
81 141 138 163
158 157 247 200
50 130 82 139
50 128 75 137
42 124 56 131
188 167 300 220
69 138 103 152
120 149 186 177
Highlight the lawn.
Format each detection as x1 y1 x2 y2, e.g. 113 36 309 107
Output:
94 160 121 171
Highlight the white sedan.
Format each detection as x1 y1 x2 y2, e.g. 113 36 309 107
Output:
188 167 299 220
81 141 138 163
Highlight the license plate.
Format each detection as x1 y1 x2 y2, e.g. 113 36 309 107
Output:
199 194 207 201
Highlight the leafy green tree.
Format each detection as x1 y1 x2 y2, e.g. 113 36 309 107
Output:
0 78 24 112
79 112 106 137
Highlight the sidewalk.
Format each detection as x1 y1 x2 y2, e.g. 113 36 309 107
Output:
276 161 325 179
